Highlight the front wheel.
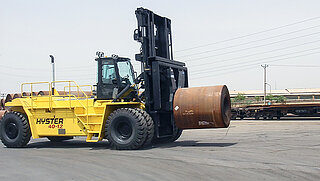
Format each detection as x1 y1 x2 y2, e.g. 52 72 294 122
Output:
0 111 31 148
105 108 149 150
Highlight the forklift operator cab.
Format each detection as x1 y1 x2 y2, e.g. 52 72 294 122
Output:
96 55 136 100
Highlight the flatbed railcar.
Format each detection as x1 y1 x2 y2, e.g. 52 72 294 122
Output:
232 103 320 120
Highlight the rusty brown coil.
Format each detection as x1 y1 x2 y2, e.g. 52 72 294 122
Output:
173 85 231 129
37 90 93 97
0 110 7 119
38 91 50 96
5 94 14 103
58 91 92 97
0 99 5 110
56 91 65 95
13 93 22 99
22 92 31 96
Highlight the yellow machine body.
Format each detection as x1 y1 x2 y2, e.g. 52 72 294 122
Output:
5 81 144 142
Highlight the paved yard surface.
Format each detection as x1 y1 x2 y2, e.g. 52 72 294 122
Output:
0 120 319 181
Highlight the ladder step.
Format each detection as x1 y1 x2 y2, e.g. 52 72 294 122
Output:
77 114 102 117
87 131 100 133
86 139 99 143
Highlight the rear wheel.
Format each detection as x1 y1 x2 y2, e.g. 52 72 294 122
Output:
105 108 148 150
47 136 73 142
0 111 31 148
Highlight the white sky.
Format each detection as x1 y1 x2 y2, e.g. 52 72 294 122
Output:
1 0 320 94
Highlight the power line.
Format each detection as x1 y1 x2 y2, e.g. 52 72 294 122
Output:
177 25 320 58
188 39 320 68
56 67 96 71
71 78 95 81
190 65 259 80
58 66 96 71
0 65 49 72
191 52 320 80
56 67 96 74
270 64 320 67
0 70 49 78
0 64 96 72
57 65 96 69
190 47 320 75
177 27 320 59
0 69 96 80
175 16 320 52
189 51 320 78
182 31 320 62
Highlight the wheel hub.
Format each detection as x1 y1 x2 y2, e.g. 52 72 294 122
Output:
5 122 18 139
117 121 132 139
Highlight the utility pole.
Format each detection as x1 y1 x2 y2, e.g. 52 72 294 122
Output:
261 64 268 105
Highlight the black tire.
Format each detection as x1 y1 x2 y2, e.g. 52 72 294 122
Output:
136 109 154 147
47 136 73 142
0 111 31 148
105 108 148 150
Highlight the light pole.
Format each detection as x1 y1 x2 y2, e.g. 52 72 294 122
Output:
261 64 269 105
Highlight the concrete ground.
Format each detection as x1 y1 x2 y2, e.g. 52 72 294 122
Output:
0 120 319 181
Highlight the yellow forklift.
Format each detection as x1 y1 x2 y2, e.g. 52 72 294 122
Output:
0 8 231 150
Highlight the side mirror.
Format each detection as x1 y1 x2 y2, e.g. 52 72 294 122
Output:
133 29 141 42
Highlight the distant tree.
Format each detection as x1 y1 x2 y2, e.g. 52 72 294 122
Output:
275 95 287 103
234 93 246 102
245 99 253 104
254 96 261 102
266 94 274 101
265 94 287 103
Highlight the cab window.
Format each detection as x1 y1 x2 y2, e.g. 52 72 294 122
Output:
117 61 134 84
102 63 116 84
